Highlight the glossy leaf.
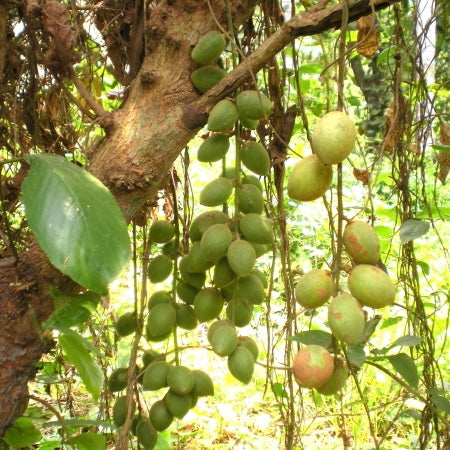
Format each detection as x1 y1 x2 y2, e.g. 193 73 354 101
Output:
4 417 42 447
399 219 430 245
59 333 104 401
22 154 131 294
388 353 419 388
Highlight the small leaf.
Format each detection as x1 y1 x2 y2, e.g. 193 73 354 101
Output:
272 382 289 399
388 353 419 388
362 316 381 341
347 344 366 368
59 333 104 400
4 417 42 447
432 144 450 153
391 335 423 348
381 316 403 329
68 432 106 450
289 330 334 349
298 63 323 74
430 395 450 414
22 154 131 294
399 219 430 245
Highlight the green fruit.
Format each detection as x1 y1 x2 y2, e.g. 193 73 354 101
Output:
149 220 175 243
208 99 238 132
250 242 270 258
213 258 236 288
115 311 137 337
238 336 258 360
312 111 356 165
147 255 173 283
191 31 226 65
149 400 173 431
210 323 238 356
194 287 224 322
161 239 178 258
164 391 192 419
240 213 273 244
236 274 265 305
239 115 259 129
146 303 176 338
191 65 227 91
176 281 199 305
142 360 171 391
190 210 229 241
148 290 172 310
236 184 264 214
142 349 165 367
191 370 214 397
328 293 365 346
294 269 334 308
207 319 232 342
251 268 268 288
184 242 214 273
242 173 263 191
348 264 396 309
136 419 157 449
227 240 256 276
167 365 195 395
113 396 135 427
228 346 255 384
241 141 270 176
236 90 273 120
292 345 334 389
179 256 206 288
131 414 141 436
316 359 348 395
175 303 197 330
226 298 253 327
200 176 233 206
146 327 172 343
200 223 233 262
287 155 333 202
343 221 380 265
108 367 128 392
197 133 230 162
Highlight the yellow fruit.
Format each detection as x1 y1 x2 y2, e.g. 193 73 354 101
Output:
294 269 334 308
292 345 334 389
236 90 273 120
197 133 230 162
240 141 270 176
343 221 380 265
191 31 226 65
207 99 238 132
200 177 233 206
191 65 226 92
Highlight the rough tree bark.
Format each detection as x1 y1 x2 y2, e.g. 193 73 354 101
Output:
0 0 398 436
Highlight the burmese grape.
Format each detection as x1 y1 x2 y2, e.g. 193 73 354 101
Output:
292 345 334 389
343 220 380 264
294 269 334 308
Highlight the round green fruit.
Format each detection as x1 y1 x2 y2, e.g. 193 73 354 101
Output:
228 346 255 384
207 99 238 132
147 254 173 283
136 419 157 449
238 336 259 361
191 65 226 92
148 290 172 310
239 213 273 244
108 367 128 392
236 90 273 120
236 274 265 305
164 391 192 419
227 239 256 276
199 177 233 207
316 359 348 395
294 269 334 308
146 303 176 338
210 323 238 357
149 400 173 431
115 311 136 337
343 221 380 265
113 396 135 427
167 365 195 395
176 280 199 305
189 210 229 241
191 370 214 397
292 345 334 389
184 242 214 273
213 258 236 288
175 303 197 330
179 255 207 288
242 173 263 192
207 319 232 342
197 133 230 162
149 220 175 243
200 223 233 262
240 141 270 176
287 155 333 202
142 349 165 367
194 287 224 322
226 298 253 327
191 31 226 65
236 183 264 214
142 360 171 391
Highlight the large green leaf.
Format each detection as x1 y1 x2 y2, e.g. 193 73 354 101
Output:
22 154 131 294
399 219 430 245
289 330 335 349
59 333 104 401
388 353 419 388
4 417 42 447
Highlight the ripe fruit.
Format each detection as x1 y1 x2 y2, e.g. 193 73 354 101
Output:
200 223 233 262
343 221 380 264
207 99 238 132
115 311 136 337
164 391 192 419
228 346 255 384
227 239 256 276
167 366 195 395
191 65 226 92
328 293 365 346
292 345 334 389
142 360 171 391
146 303 176 338
236 183 264 214
191 370 214 397
287 155 333 202
312 111 356 165
236 90 273 120
108 367 128 392
136 419 157 449
240 141 270 176
191 31 226 65
316 359 348 395
199 176 233 206
348 264 396 309
189 210 229 241
209 323 238 356
194 287 224 322
294 269 334 308
239 213 273 244
197 133 230 162
147 254 173 283
149 220 175 243
149 400 173 431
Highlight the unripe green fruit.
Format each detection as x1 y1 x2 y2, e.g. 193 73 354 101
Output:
167 366 195 395
236 90 273 120
208 99 238 132
239 115 259 129
146 327 172 343
236 274 265 305
147 254 173 283
179 256 206 289
292 345 334 389
200 177 233 207
210 323 238 357
148 290 172 310
113 396 135 427
287 155 333 202
190 210 229 242
348 264 396 309
184 242 214 273
251 268 268 288
161 239 178 258
146 303 176 338
328 293 365 346
142 360 171 391
175 303 197 330
142 349 165 368
240 213 273 244
176 280 199 305
115 311 136 337
241 141 270 176
149 400 173 431
191 31 226 65
191 370 214 397
226 298 253 327
312 111 356 165
316 359 348 395
250 242 270 258
164 391 192 419
227 239 256 276
236 183 264 214
136 419 157 449
194 287 224 322
197 133 230 162
242 173 263 191
200 223 233 262
228 346 255 384
213 258 236 288
108 367 128 392
343 221 380 265
191 65 226 91
207 319 232 342
294 269 334 308
149 220 175 243
238 336 259 361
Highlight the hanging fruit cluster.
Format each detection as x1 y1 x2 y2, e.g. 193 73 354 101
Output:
288 111 397 395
